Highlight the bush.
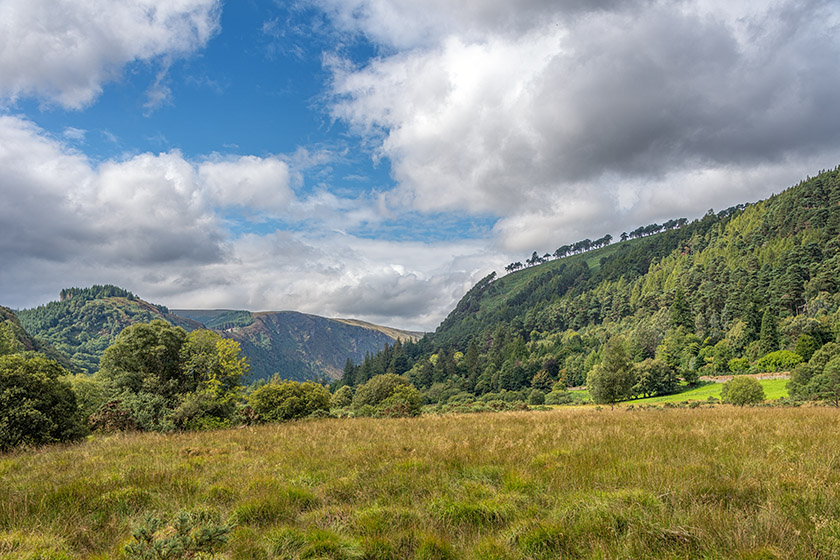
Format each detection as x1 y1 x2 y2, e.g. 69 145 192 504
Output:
89 400 138 432
0 354 87 451
754 350 803 373
528 389 545 405
172 389 235 430
249 378 331 422
63 373 108 421
354 404 376 417
123 510 231 559
377 385 422 417
331 385 353 409
352 374 411 410
721 377 765 406
545 390 574 405
727 357 750 373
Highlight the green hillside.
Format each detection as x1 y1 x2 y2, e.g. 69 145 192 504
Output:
341 167 840 404
0 306 69 367
15 286 203 374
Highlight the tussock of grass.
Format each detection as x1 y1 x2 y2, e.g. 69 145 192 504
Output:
1 407 839 558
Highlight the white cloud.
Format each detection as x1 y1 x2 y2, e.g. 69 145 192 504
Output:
62 127 86 142
199 156 293 213
325 0 840 250
0 115 496 330
0 0 221 109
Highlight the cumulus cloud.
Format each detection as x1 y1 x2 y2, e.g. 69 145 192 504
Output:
324 0 840 250
0 115 495 330
199 156 294 213
0 0 220 108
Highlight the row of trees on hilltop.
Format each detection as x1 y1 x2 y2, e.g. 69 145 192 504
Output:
59 285 136 302
504 218 693 274
338 168 840 408
620 218 690 241
505 234 615 272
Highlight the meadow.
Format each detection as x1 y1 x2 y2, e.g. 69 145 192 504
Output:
2 406 839 559
622 378 790 406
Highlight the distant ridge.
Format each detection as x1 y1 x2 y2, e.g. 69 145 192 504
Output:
12 288 418 382
333 318 424 343
173 310 418 382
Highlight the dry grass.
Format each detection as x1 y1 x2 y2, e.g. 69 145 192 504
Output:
1 406 839 559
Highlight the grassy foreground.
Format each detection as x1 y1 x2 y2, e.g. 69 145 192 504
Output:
2 407 840 559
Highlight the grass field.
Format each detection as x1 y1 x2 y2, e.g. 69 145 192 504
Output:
622 378 790 406
2 406 839 559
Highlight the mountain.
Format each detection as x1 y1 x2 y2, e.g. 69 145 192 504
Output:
341 167 840 398
13 286 422 382
171 310 421 382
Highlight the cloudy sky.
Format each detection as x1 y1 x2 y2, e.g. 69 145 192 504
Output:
1 0 839 331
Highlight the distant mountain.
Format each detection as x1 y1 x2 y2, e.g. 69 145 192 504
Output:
13 286 422 381
171 309 422 381
332 318 424 343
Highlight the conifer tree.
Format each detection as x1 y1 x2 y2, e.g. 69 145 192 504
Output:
759 309 779 355
670 287 694 332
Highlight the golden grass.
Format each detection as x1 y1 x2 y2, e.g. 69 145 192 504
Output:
1 407 839 559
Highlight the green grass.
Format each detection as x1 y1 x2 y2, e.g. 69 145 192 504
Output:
621 378 789 406
2 406 839 559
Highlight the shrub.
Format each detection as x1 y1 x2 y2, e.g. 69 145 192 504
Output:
545 390 574 405
377 385 422 417
0 354 86 451
89 401 137 432
63 373 108 421
721 377 765 406
355 405 376 417
352 374 411 410
803 356 840 406
528 389 546 405
331 385 353 409
123 510 231 559
727 357 750 373
754 350 803 372
248 378 331 422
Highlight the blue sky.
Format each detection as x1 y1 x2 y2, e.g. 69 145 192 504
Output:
2 0 840 330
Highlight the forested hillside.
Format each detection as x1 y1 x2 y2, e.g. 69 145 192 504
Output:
341 167 840 403
16 286 203 373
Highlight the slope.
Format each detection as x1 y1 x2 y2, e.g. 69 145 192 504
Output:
342 166 840 399
214 311 413 382
0 305 70 367
15 286 202 373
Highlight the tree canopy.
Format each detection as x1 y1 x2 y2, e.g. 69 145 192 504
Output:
0 354 86 451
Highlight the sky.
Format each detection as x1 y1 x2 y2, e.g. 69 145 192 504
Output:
1 0 840 331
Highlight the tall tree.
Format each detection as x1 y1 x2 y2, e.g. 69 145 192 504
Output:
670 287 694 332
587 337 635 408
759 309 779 355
